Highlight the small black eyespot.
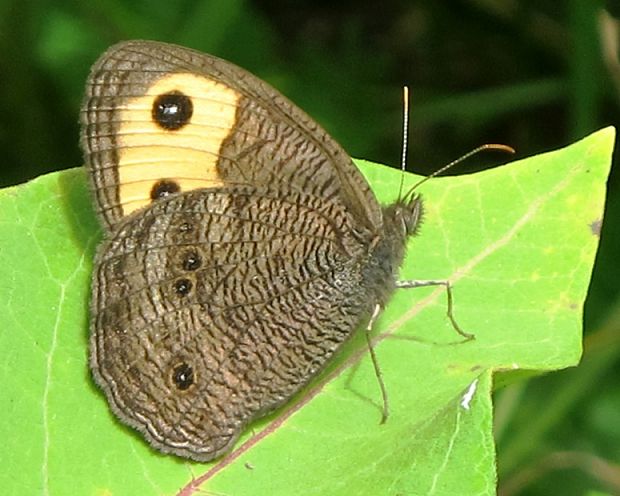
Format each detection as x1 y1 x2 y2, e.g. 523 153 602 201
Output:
151 179 180 200
182 251 202 271
174 278 192 296
172 363 194 390
179 221 194 234
152 91 193 130
109 257 125 277
232 194 250 209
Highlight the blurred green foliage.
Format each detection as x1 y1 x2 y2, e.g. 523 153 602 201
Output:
1 0 618 494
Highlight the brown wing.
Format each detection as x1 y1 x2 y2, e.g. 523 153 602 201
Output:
80 40 382 232
90 186 373 461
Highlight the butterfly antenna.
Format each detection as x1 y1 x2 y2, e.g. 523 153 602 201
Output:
397 86 410 201
403 143 515 201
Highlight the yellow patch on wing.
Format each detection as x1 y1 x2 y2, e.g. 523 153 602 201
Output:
117 73 240 217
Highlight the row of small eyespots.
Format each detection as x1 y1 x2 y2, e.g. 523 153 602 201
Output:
151 90 197 391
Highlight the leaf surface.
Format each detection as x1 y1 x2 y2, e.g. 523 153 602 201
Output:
0 128 613 495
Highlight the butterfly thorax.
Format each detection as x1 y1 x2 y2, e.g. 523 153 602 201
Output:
361 194 424 307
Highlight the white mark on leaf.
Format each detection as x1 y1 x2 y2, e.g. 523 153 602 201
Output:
460 379 478 410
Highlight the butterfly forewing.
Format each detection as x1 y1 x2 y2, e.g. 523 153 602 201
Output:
81 40 381 231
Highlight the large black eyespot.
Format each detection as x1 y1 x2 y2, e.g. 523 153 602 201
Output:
152 91 193 130
174 278 192 296
150 179 180 200
172 363 194 390
182 251 202 271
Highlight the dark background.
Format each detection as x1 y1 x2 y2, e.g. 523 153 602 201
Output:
2 1 619 494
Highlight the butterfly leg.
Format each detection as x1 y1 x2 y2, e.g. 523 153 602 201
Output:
395 279 474 341
366 303 390 424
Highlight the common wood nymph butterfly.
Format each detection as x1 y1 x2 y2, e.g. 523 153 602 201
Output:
81 40 441 462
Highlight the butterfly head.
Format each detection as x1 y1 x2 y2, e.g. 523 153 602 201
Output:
384 193 424 240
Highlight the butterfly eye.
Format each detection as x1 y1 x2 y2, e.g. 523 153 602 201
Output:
171 363 194 390
152 91 193 130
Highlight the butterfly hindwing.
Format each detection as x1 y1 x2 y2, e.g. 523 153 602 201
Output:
91 185 370 460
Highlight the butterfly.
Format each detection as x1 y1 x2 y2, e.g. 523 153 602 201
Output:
81 40 464 462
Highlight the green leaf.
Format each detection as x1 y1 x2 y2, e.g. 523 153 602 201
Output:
0 128 613 495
